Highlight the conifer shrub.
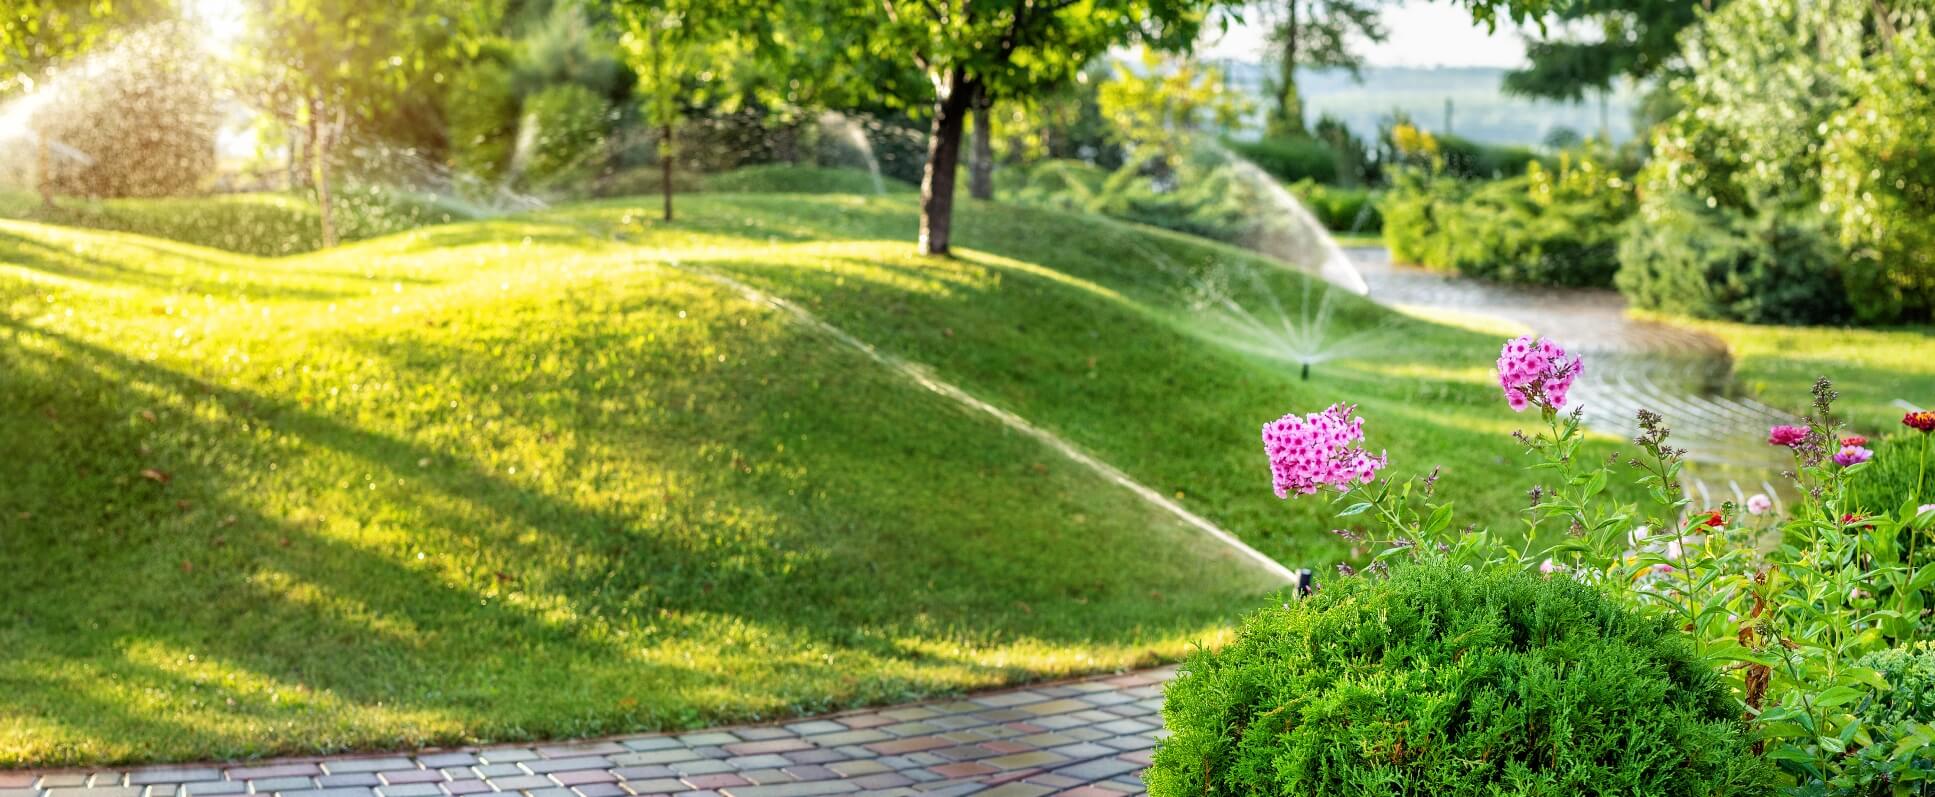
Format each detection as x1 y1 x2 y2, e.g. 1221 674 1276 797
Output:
1148 562 1776 797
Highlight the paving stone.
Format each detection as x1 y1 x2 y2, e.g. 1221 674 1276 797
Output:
980 740 1031 755
321 761 415 776
442 782 493 796
678 775 746 791
665 762 731 778
184 783 248 796
774 766 834 784
721 740 809 757
1050 759 1140 781
130 771 222 786
1019 773 1080 789
1097 736 1153 752
1093 720 1155 736
472 766 523 779
924 717 980 732
1046 743 1117 760
547 772 615 787
611 767 675 781
675 734 739 748
971 785 1050 797
831 716 891 730
728 729 793 742
900 754 945 767
375 785 443 797
716 782 857 797
862 737 950 756
878 722 939 738
823 761 887 778
775 752 840 766
618 780 685 795
972 691 1048 708
535 744 626 758
519 759 610 776
416 756 476 770
924 763 992 780
317 776 381 788
899 770 941 784
826 747 874 762
619 738 683 753
982 752 1067 771
608 751 697 767
778 722 843 737
688 748 729 762
1017 699 1089 717
734 771 792 787
1061 728 1109 742
931 745 997 762
571 784 626 797
0 775 35 789
876 707 939 722
1028 716 1083 731
800 731 886 748
848 772 912 791
1081 693 1135 707
377 772 442 786
50 790 144 797
721 756 789 771
248 777 318 793
145 788 183 797
272 789 376 797
480 776 551 791
476 751 539 766
523 788 576 797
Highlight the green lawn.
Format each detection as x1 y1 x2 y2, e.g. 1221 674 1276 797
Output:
1676 318 1935 432
0 184 1684 766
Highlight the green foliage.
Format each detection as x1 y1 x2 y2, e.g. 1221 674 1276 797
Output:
1381 155 1633 287
1633 0 1933 324
1615 197 1848 325
446 60 522 183
0 0 172 92
1222 136 1338 184
516 83 611 189
1820 28 1935 324
1503 0 1709 102
1287 179 1380 233
701 164 913 194
1831 643 1935 796
1149 561 1774 797
1435 133 1544 180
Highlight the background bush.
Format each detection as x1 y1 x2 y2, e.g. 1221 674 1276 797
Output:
1847 431 1934 518
1223 136 1338 184
1819 27 1935 324
446 60 523 184
1380 156 1632 288
1288 179 1381 234
1148 562 1774 797
1615 197 1849 325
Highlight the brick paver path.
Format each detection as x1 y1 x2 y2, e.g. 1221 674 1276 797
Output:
0 668 1175 797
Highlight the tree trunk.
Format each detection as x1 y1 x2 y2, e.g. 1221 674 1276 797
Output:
310 97 337 249
919 70 978 256
969 90 994 201
661 122 675 222
1272 0 1304 137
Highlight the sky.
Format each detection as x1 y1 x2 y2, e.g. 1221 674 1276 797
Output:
1201 1 1532 68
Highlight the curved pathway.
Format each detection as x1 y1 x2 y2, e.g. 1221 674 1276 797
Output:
1345 246 1797 510
0 669 1173 797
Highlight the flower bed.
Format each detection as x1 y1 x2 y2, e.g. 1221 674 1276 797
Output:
1152 335 1935 796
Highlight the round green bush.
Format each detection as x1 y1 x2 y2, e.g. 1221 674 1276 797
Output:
1614 196 1848 325
1148 562 1775 797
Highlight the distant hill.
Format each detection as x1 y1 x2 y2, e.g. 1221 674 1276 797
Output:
1205 62 1642 147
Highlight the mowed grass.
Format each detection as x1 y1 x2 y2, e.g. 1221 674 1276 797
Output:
0 211 1289 766
1669 318 1935 431
0 183 1618 766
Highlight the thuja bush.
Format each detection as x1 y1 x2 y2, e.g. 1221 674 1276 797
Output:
1149 561 1774 797
1831 643 1935 796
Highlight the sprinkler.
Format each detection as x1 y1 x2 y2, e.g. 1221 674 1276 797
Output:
1301 362 1310 381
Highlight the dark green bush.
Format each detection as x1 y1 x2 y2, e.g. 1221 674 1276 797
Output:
1380 161 1631 288
1222 136 1339 184
1289 179 1381 234
1149 562 1774 797
1615 197 1849 325
516 83 611 189
1437 134 1546 181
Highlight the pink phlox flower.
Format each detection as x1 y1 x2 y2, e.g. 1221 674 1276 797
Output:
1496 335 1583 412
1262 403 1389 498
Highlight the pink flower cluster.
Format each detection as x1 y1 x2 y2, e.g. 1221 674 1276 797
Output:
1496 335 1583 412
1768 425 1808 447
1262 403 1388 498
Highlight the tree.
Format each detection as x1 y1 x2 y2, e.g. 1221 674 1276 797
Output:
1501 0 1714 138
0 0 172 93
239 0 453 247
1256 0 1385 138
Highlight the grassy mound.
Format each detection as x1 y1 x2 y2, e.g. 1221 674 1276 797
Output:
1 189 478 257
0 210 1291 765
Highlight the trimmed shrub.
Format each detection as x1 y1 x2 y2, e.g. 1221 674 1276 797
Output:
1288 179 1381 234
1615 196 1849 325
1148 562 1775 797
1223 136 1338 184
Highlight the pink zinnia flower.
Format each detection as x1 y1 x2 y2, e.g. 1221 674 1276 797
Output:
1832 445 1873 467
1495 335 1583 412
1746 494 1772 515
1767 425 1808 447
1261 403 1388 498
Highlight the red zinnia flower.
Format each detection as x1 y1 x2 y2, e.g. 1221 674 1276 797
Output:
1905 411 1935 433
1694 510 1723 529
1841 434 1868 447
1841 512 1873 530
